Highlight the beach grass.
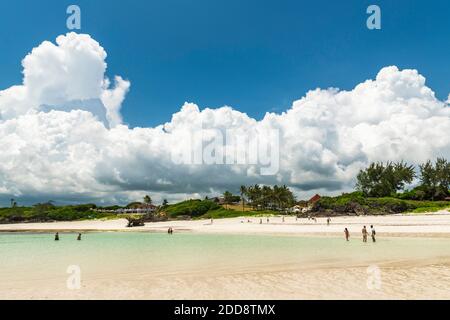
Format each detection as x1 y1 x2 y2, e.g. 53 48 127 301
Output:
225 203 254 211
410 205 450 214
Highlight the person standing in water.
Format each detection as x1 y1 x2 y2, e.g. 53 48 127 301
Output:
370 225 376 242
55 232 59 241
344 228 350 241
362 226 368 242
77 233 81 241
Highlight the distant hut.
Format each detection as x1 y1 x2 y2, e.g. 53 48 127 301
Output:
308 194 321 204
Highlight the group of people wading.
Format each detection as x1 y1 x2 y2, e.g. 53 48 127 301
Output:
54 232 82 241
344 225 376 242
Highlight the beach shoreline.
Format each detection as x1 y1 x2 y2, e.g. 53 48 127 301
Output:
1 210 450 238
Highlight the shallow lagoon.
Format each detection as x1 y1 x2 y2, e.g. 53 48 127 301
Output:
2 232 450 277
1 232 450 299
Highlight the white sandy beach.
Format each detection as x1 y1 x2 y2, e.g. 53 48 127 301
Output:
1 210 450 237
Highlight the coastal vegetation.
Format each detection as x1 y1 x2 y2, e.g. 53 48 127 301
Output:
0 158 449 223
312 158 450 215
356 158 450 200
162 199 277 219
355 161 415 197
164 199 221 218
239 185 296 211
311 192 450 216
0 203 115 224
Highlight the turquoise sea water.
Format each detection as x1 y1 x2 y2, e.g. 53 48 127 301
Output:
1 232 450 286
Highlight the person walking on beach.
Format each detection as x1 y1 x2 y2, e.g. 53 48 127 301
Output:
282 216 285 223
362 226 368 242
267 218 269 223
77 233 82 241
370 225 376 243
344 228 350 241
327 217 331 226
55 232 59 241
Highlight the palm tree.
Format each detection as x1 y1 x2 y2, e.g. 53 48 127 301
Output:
252 185 259 209
223 191 233 209
262 185 272 210
240 185 247 212
272 185 281 211
238 184 295 212
143 195 152 205
281 185 295 211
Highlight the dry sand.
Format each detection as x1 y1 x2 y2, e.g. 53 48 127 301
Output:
4 264 450 300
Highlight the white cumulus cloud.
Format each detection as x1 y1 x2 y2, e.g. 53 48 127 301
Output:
0 32 129 127
0 33 449 205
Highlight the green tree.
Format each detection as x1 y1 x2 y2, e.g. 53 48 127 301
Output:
223 191 233 209
280 185 295 211
249 184 262 210
356 161 415 197
240 184 295 212
240 185 247 212
32 201 55 219
143 195 152 205
261 185 271 210
435 158 450 193
419 158 450 200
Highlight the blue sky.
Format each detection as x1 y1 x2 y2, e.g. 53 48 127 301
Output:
0 1 449 205
0 0 449 128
